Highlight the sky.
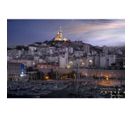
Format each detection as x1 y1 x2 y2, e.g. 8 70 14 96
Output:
7 19 125 47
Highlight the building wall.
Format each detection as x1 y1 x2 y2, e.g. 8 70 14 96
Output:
94 55 100 67
108 55 116 66
100 55 108 68
7 62 21 80
59 56 67 68
7 62 27 81
59 52 68 68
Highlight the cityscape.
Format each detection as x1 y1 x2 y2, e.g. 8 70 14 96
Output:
7 19 125 98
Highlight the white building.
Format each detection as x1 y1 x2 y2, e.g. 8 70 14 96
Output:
29 46 37 51
68 47 73 54
48 47 55 55
29 46 37 55
9 59 35 67
46 56 58 63
74 51 84 57
59 52 68 68
7 49 23 59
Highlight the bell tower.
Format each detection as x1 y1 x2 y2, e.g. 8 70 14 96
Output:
54 26 63 41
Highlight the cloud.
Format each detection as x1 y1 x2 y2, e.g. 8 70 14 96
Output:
65 20 125 46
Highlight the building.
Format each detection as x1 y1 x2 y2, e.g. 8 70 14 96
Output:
7 49 23 59
46 55 58 63
74 50 84 57
103 46 109 54
59 52 68 68
108 55 116 66
84 44 90 54
100 55 108 68
7 62 27 81
87 55 94 68
68 47 73 54
99 54 116 69
29 45 37 55
94 55 100 68
26 67 44 80
54 26 68 41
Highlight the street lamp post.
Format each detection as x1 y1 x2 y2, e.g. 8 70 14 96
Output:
76 58 80 96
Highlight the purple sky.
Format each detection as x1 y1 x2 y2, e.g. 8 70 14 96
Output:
7 19 125 47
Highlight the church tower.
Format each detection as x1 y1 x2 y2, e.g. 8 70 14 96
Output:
54 26 63 41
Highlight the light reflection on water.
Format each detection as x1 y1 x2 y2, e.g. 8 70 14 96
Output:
97 79 124 87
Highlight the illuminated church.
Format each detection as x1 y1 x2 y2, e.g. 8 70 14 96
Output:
54 26 68 41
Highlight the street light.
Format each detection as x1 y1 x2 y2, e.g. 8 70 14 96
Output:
105 75 109 81
89 59 92 63
81 62 85 66
89 59 93 68
69 61 73 65
44 75 50 80
67 64 71 69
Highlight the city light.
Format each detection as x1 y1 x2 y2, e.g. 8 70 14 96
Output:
67 64 71 69
69 61 73 65
44 75 50 80
89 59 93 63
20 71 26 77
105 75 109 81
81 62 85 66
